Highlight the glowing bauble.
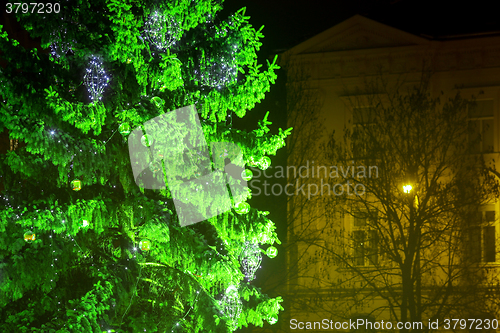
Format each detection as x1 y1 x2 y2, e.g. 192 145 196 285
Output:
49 28 72 58
268 316 278 325
241 169 253 181
141 135 153 147
71 179 82 191
78 218 89 228
219 285 242 329
140 240 151 251
151 96 164 109
83 57 109 102
148 161 162 174
235 202 250 214
143 11 181 51
260 156 271 170
266 246 278 258
119 123 131 136
24 231 36 242
240 242 262 281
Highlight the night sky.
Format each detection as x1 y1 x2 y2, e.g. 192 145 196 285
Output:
222 0 500 57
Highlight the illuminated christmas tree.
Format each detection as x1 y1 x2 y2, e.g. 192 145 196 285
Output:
0 1 288 331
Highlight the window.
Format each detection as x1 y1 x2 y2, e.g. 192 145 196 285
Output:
352 107 379 159
468 210 496 263
353 211 379 266
297 241 325 287
468 100 494 153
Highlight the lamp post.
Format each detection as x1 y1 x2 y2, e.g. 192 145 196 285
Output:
403 183 421 324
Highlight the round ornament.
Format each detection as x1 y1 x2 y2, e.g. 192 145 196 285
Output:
78 218 89 228
119 123 131 136
24 230 36 242
71 179 82 191
140 240 151 251
235 202 250 214
151 96 164 109
141 135 153 147
268 316 278 325
260 156 271 170
144 11 181 51
241 169 253 181
148 161 162 174
266 246 278 258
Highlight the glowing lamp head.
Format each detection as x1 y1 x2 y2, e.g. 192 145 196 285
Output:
403 185 412 193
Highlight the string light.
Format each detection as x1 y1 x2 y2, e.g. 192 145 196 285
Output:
143 11 181 51
83 56 110 102
219 285 242 330
195 53 238 88
49 28 73 58
240 241 262 281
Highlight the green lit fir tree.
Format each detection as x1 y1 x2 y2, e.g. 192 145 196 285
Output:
0 0 289 331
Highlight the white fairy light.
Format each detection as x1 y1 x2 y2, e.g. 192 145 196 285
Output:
83 56 110 102
240 241 262 281
219 285 242 330
197 51 238 88
49 28 73 58
143 11 181 51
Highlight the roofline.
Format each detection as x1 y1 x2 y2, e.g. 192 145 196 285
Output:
421 31 500 41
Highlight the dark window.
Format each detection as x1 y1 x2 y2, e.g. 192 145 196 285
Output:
353 230 366 266
484 226 496 263
468 210 496 263
368 230 379 265
353 212 379 266
470 226 482 263
468 100 494 153
352 107 379 159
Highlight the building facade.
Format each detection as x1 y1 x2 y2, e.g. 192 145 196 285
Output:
282 15 500 332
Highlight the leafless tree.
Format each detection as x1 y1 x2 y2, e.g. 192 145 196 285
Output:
318 72 500 332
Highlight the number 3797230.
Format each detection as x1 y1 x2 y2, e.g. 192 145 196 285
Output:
6 3 60 14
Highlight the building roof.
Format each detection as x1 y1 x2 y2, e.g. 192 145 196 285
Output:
285 14 428 56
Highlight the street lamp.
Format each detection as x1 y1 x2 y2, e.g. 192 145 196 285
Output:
403 184 412 193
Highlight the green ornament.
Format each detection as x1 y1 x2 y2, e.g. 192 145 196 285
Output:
268 315 278 325
141 135 153 147
260 156 271 170
235 202 250 214
119 123 130 135
241 169 253 181
71 179 82 191
151 96 164 109
24 230 36 242
140 240 151 251
78 218 89 228
266 246 278 258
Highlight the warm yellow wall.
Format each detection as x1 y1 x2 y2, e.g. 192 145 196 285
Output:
282 15 500 331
